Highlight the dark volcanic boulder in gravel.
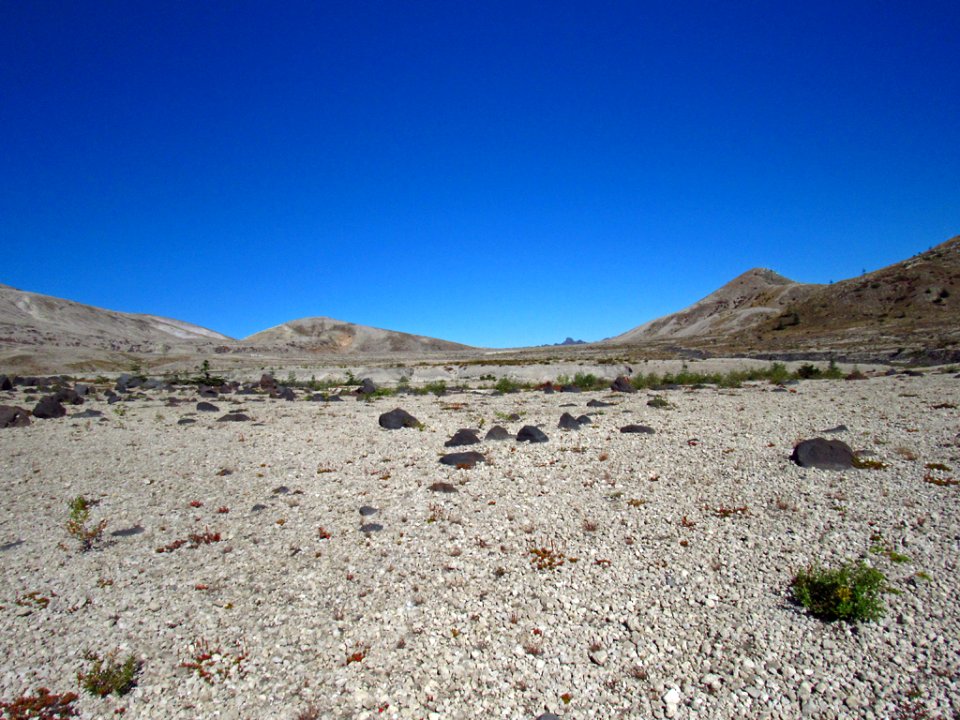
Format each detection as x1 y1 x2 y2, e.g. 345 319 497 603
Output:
576 415 592 425
177 418 196 425
378 408 420 429
272 386 296 401
517 425 549 443
218 413 251 422
790 438 855 470
357 378 378 395
587 399 613 407
610 375 636 393
485 425 513 441
70 409 103 419
32 396 66 419
822 424 849 434
439 451 486 468
558 412 583 430
620 424 655 434
445 429 480 447
0 375 12 391
259 374 277 391
54 388 83 405
0 406 31 428
196 401 219 412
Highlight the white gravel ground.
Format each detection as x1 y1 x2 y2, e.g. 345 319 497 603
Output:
1 369 959 719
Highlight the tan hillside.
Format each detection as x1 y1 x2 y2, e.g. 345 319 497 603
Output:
243 316 472 354
608 235 960 362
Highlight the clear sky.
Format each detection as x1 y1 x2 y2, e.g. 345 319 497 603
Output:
2 2 958 348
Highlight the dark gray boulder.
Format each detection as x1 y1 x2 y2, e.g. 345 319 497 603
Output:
218 413 251 422
485 425 513 441
0 375 12 391
445 429 480 447
0 405 31 428
379 408 420 429
32 396 66 419
54 388 83 405
517 425 548 443
620 424 655 434
439 451 486 468
259 374 277 390
587 399 613 407
272 386 296 401
610 375 636 393
558 412 582 430
70 409 103 419
196 402 219 412
357 378 378 395
790 438 855 470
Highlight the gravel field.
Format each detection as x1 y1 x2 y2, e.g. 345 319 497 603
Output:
1 370 959 719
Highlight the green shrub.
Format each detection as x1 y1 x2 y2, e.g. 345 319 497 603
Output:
423 380 447 397
77 650 139 697
494 377 522 393
791 561 887 622
66 496 107 552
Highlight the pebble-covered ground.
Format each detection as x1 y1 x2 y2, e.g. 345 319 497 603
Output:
1 370 959 719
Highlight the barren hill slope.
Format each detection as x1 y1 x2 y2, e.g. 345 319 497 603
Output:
244 316 472 354
608 236 960 362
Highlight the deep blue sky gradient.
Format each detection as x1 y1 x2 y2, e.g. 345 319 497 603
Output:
2 1 958 346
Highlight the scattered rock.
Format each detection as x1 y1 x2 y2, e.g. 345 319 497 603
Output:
0 539 24 552
0 405 31 428
485 425 513 441
379 408 420 429
260 374 277 390
360 523 383 533
359 505 378 516
445 429 480 447
357 378 378 395
218 413 251 422
0 375 12 391
517 425 548 443
429 482 458 493
558 412 583 430
790 438 855 470
177 418 196 425
70 409 103 419
610 375 636 393
576 414 592 425
559 385 581 393
196 401 219 412
620 424 655 434
32 396 66 419
439 451 486 468
272 386 296 401
251 503 267 512
587 399 613 407
53 388 83 405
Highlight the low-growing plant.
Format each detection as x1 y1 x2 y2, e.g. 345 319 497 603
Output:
66 496 107 551
494 377 523 394
529 541 566 571
181 638 247 684
77 650 139 697
791 560 888 622
0 687 80 719
647 395 670 409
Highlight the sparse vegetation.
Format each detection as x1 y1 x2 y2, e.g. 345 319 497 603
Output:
791 561 888 622
65 496 107 551
77 650 139 697
0 688 79 719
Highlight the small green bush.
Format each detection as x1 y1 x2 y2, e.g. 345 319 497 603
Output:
77 650 139 697
791 561 887 622
494 377 522 393
66 496 107 552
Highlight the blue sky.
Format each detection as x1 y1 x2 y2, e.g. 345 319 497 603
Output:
2 2 958 347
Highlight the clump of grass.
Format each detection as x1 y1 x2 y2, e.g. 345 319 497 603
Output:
791 560 888 622
77 650 139 697
647 395 670 409
65 496 107 551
